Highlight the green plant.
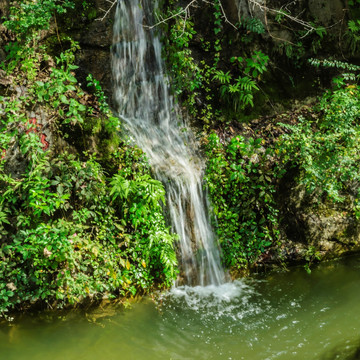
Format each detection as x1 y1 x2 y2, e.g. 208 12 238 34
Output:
309 58 360 84
164 14 202 101
110 172 178 283
0 146 178 316
304 246 321 274
0 1 178 317
237 17 265 37
162 1 269 127
86 74 109 112
212 51 268 111
4 0 74 42
213 0 222 35
278 83 360 207
33 40 88 125
205 133 279 268
346 0 360 54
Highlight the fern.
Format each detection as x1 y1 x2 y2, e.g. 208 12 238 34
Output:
348 19 360 33
110 173 165 207
238 17 265 34
135 174 165 207
213 70 232 84
110 174 131 201
0 210 10 225
346 19 360 55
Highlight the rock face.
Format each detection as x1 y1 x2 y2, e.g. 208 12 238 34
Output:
66 0 349 108
0 0 8 18
308 0 345 27
277 170 360 263
76 0 115 96
0 0 10 62
61 0 116 99
231 0 347 49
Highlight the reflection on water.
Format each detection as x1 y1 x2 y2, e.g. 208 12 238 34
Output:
1 256 360 360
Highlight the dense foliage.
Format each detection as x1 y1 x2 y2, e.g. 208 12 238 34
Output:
203 79 360 270
204 68 360 269
161 0 360 128
4 0 74 41
204 133 279 268
278 81 360 208
0 0 177 317
161 0 269 127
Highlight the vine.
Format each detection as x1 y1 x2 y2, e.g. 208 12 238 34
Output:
204 133 279 269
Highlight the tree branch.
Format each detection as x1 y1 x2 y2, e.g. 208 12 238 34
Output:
144 0 237 31
217 0 238 30
144 0 198 30
95 0 237 34
248 0 316 31
96 0 117 22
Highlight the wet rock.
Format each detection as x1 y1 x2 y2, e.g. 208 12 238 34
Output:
69 0 116 99
308 0 345 27
0 0 9 20
277 174 360 263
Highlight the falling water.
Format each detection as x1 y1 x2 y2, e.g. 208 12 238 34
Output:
111 0 226 286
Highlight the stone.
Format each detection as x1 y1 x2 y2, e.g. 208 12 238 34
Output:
308 0 345 27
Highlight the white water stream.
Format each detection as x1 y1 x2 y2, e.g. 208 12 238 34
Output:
112 0 226 286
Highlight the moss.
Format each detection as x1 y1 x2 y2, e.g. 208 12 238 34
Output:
83 116 102 134
87 8 97 21
99 135 121 161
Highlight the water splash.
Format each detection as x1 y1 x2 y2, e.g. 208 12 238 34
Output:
163 281 259 320
111 0 226 285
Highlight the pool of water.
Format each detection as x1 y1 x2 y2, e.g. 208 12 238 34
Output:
1 256 360 360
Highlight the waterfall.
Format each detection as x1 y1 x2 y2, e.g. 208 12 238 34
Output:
111 0 226 286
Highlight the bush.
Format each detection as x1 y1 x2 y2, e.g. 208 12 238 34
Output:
204 133 279 268
0 0 177 317
278 83 360 205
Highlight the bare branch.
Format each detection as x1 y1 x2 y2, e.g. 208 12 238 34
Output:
144 0 198 30
248 0 316 31
96 0 117 22
144 0 237 31
261 0 297 45
217 0 238 30
95 0 238 35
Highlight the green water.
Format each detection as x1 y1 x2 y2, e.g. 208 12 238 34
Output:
1 256 360 360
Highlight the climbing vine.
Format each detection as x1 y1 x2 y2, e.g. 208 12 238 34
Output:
204 133 279 269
